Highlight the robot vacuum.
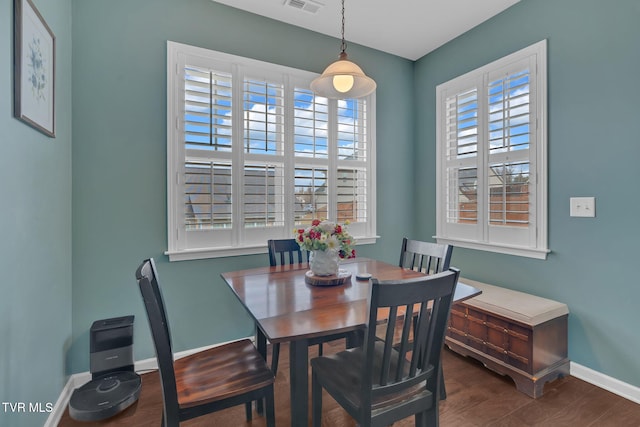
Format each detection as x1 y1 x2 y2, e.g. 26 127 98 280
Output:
68 370 141 421
68 316 142 421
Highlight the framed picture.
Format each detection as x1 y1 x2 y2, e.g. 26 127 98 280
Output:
14 0 56 137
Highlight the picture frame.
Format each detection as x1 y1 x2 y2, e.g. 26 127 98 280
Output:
14 0 56 137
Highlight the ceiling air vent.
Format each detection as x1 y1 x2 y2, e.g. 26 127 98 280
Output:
283 0 323 14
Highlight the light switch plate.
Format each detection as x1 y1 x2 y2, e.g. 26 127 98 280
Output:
570 197 595 217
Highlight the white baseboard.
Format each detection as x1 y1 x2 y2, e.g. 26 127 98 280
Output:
570 361 640 404
44 339 247 427
45 373 87 427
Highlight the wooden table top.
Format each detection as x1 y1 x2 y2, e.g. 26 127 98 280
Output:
221 258 480 344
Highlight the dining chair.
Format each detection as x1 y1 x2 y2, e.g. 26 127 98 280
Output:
399 237 453 274
311 268 460 427
268 238 307 266
392 238 453 321
135 258 275 427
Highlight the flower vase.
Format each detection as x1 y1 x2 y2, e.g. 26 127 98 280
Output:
309 249 339 276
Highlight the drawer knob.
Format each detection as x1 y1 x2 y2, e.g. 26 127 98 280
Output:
503 328 508 333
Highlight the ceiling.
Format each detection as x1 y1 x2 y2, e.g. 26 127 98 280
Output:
211 0 520 61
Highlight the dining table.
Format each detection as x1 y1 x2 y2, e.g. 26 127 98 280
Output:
221 257 482 427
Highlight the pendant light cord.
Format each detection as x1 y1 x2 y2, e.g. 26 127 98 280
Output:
340 0 347 55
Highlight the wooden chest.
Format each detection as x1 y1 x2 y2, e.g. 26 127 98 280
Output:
445 278 570 398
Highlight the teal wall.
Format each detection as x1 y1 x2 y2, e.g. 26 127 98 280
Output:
2 1 638 422
0 0 72 425
70 0 414 372
414 0 640 387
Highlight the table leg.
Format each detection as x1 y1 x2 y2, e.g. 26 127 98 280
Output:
256 327 267 415
289 339 309 427
256 326 267 360
345 329 364 348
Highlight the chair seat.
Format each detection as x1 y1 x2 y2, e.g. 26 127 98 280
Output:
310 341 434 413
175 339 275 408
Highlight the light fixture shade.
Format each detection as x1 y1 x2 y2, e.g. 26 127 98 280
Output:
310 54 377 99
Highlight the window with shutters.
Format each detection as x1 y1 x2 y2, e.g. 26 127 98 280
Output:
167 42 376 260
435 40 548 259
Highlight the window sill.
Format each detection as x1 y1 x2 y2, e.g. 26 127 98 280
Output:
166 235 380 262
434 236 549 260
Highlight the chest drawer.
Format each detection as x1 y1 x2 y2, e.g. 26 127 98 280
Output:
446 293 569 398
449 304 533 373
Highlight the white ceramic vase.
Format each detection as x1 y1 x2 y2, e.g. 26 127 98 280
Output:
309 249 339 276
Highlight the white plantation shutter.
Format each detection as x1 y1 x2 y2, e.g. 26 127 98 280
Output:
292 88 329 224
184 161 232 229
436 40 547 259
184 67 232 152
183 66 233 233
291 91 372 239
444 86 479 238
335 98 369 237
294 167 328 223
242 78 285 230
167 42 376 260
337 168 367 223
337 98 368 161
486 57 536 247
293 88 329 158
243 79 284 154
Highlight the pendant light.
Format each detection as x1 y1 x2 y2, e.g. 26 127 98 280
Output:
310 0 376 99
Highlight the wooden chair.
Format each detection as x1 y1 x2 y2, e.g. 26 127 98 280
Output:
390 238 453 320
268 238 307 266
399 237 453 274
135 258 275 427
311 268 460 427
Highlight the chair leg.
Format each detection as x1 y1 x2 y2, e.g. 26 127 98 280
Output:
312 371 322 427
259 341 279 416
245 402 252 421
256 329 268 415
439 367 447 400
265 386 276 427
415 407 437 427
346 329 364 348
271 343 280 375
317 343 323 356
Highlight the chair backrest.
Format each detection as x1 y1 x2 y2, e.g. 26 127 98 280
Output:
399 237 453 275
268 238 308 266
361 269 460 418
135 258 181 424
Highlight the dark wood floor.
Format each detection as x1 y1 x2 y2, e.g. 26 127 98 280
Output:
59 341 640 427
